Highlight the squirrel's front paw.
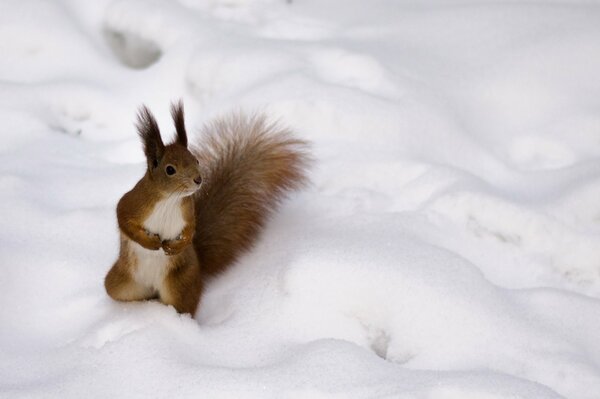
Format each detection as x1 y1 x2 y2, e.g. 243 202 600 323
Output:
141 230 162 250
161 237 189 256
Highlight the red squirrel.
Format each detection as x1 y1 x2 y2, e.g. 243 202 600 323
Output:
105 102 309 314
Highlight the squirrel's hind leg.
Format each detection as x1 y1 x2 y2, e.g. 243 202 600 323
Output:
159 254 202 315
105 261 155 302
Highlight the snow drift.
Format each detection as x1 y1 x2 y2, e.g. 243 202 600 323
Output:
1 1 600 398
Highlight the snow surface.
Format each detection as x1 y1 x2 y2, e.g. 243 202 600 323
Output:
1 0 600 398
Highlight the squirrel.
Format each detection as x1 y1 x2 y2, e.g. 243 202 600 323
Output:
104 102 309 314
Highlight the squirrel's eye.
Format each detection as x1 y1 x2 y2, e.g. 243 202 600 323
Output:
166 165 176 176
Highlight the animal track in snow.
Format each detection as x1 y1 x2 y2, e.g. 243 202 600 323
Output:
103 28 162 69
101 0 189 69
429 191 600 287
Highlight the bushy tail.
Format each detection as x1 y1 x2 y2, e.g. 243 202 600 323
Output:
191 113 310 276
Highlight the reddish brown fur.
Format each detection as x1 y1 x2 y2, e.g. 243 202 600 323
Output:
105 104 309 314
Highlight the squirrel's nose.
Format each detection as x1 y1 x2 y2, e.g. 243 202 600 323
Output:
194 176 202 185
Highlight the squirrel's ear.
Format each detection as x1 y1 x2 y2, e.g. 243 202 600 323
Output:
170 100 188 147
136 105 165 168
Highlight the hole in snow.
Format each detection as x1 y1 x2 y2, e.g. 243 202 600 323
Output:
369 328 391 359
361 321 414 364
359 320 391 360
104 28 162 69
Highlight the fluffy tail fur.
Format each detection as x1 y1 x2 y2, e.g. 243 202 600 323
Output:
191 113 310 276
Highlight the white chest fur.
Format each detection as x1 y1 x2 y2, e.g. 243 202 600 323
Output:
143 196 186 241
131 243 168 289
131 196 186 288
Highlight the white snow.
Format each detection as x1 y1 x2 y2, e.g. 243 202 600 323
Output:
1 0 600 398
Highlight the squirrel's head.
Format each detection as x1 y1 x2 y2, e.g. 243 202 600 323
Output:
137 102 202 197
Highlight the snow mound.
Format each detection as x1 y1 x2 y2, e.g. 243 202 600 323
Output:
1 1 600 398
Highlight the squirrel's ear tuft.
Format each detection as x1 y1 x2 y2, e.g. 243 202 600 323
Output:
136 105 165 168
171 100 188 147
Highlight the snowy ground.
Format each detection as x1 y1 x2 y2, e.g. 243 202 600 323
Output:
1 0 600 398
